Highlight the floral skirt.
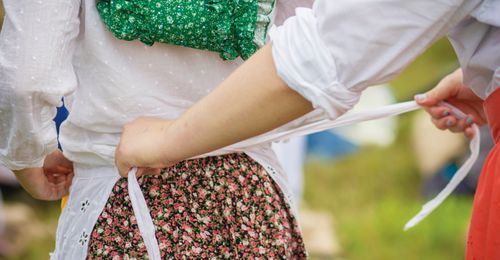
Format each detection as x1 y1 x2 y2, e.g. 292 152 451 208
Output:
86 153 307 259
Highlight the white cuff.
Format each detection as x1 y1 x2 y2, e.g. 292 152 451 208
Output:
0 156 45 171
0 104 58 171
270 8 360 119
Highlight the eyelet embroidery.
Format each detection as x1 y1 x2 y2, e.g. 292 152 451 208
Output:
79 231 89 246
80 199 90 213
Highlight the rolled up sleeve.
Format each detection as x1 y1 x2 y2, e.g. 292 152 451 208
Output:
0 0 81 170
271 0 481 119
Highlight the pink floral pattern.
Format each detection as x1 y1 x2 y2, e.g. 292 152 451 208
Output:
87 153 307 259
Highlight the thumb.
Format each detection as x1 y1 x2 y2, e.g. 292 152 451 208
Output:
415 86 452 107
416 69 462 107
117 160 132 178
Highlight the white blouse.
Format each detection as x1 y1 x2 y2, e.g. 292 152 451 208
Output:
0 0 311 258
271 0 500 119
0 0 314 171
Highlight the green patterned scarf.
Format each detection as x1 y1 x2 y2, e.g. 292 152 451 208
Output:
96 0 275 60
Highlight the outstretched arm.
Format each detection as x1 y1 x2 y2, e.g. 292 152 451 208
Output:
115 44 314 176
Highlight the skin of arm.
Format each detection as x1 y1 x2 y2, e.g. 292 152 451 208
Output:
163 44 315 159
115 43 314 176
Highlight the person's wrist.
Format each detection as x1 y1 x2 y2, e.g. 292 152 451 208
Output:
13 168 46 200
13 168 33 175
159 119 184 166
447 68 463 84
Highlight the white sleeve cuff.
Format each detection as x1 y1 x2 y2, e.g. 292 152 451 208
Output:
0 96 59 171
270 8 360 119
0 156 46 171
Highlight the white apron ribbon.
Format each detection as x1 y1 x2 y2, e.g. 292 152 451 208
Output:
128 168 162 260
126 100 480 259
229 101 480 230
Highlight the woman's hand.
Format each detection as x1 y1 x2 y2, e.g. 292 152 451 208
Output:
115 117 178 177
415 68 486 138
14 150 74 201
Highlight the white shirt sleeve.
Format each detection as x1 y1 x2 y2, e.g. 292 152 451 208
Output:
270 0 482 119
0 0 81 170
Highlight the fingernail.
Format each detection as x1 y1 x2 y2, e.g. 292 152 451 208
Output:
447 119 454 127
442 111 450 117
466 117 474 125
415 94 427 101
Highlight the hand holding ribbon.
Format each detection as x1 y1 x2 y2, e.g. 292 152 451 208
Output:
115 117 177 178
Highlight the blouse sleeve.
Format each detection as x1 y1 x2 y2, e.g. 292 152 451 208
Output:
0 0 81 170
270 0 482 119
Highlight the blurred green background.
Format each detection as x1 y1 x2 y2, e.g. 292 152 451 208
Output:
0 3 472 260
301 38 470 259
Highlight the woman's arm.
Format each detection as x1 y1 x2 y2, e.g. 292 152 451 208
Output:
163 44 314 160
0 0 81 198
115 44 313 176
0 0 81 170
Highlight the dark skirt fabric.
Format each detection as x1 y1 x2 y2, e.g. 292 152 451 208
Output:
86 153 307 259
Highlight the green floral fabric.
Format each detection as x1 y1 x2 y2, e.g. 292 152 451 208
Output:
96 0 275 60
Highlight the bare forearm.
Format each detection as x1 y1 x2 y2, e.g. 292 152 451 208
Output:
164 43 313 161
